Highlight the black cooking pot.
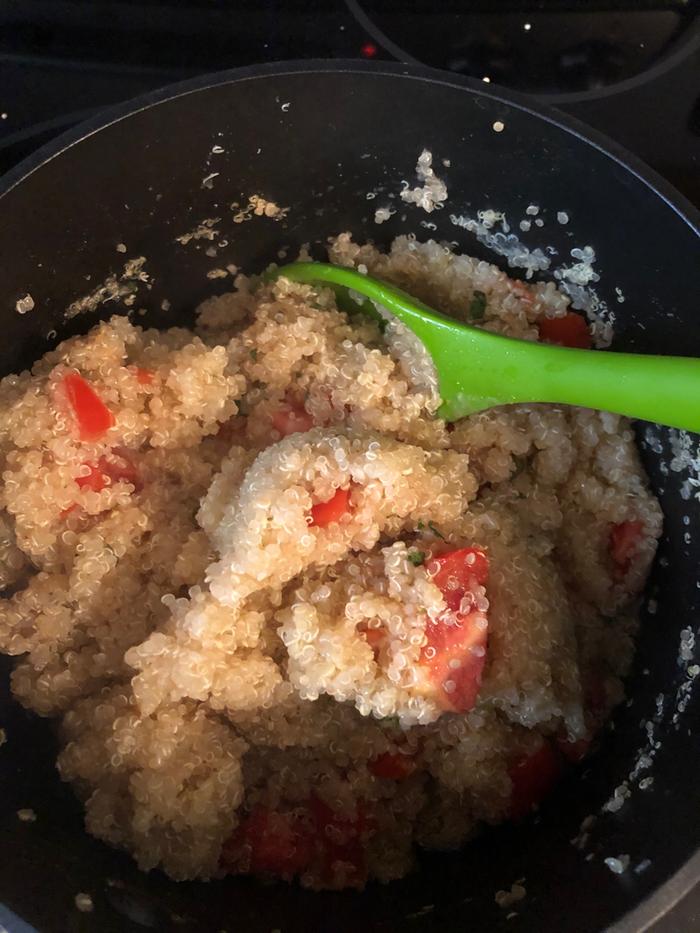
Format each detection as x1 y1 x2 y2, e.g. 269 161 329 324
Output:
0 61 699 933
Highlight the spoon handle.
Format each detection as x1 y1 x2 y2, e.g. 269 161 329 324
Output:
432 326 700 432
273 262 700 433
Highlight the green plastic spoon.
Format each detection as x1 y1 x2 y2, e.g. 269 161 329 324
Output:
271 261 700 431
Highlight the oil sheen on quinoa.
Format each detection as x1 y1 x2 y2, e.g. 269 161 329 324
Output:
0 235 662 890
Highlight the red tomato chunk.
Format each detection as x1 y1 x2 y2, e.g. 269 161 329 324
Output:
75 464 109 493
221 805 313 879
538 312 592 349
368 751 417 781
221 797 373 888
310 487 352 528
310 795 372 888
359 623 384 658
509 742 564 821
428 547 489 611
272 401 314 437
134 367 154 385
63 372 115 441
76 452 140 495
64 451 141 516
609 520 644 579
421 547 489 713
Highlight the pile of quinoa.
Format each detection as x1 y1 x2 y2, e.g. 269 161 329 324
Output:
0 235 662 889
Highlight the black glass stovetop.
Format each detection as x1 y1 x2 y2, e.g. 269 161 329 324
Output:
0 3 699 931
1 0 699 204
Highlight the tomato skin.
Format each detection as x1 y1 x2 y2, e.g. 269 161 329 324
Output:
310 487 351 527
508 742 564 821
538 312 592 349
421 547 489 713
62 373 115 440
368 751 417 780
272 401 314 437
609 520 644 579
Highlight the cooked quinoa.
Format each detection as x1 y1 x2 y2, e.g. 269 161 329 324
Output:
0 235 662 889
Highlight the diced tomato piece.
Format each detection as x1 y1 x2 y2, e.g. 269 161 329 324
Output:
359 623 384 658
310 795 375 838
420 547 489 713
221 806 314 879
369 751 417 781
509 742 564 821
75 463 109 493
310 486 352 528
62 373 115 441
222 797 374 887
421 613 488 713
68 451 140 515
538 312 592 349
609 520 644 579
75 452 140 495
134 367 154 385
427 547 489 611
310 795 371 887
272 401 314 437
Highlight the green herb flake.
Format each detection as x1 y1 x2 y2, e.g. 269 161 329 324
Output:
249 348 258 361
416 520 425 531
428 521 446 541
468 290 487 321
381 716 401 729
408 550 426 566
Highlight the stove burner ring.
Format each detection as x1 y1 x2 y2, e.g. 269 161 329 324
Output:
346 0 700 104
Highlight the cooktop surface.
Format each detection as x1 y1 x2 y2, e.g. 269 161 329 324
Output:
1 1 699 205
